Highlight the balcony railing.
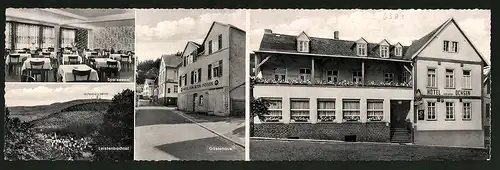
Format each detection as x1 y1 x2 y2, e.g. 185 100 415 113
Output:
252 77 412 88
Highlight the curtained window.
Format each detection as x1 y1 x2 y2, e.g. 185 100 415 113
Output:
343 100 360 121
15 23 40 49
263 98 283 122
290 99 310 122
367 100 384 121
318 99 335 122
42 27 55 49
61 29 76 48
5 22 11 49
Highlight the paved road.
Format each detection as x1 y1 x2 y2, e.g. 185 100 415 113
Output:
250 139 489 161
135 100 244 160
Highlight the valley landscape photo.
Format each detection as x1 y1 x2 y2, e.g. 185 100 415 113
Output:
4 84 134 160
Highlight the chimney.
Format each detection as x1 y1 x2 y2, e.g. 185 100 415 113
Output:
264 29 273 34
334 31 339 40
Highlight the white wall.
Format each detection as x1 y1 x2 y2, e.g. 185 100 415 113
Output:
253 85 413 123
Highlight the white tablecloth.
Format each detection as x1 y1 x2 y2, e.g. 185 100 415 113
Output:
62 54 83 64
5 53 32 64
57 65 99 82
93 58 122 71
109 54 132 63
21 58 52 71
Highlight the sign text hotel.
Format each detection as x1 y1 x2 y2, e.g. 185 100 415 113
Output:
426 88 471 96
181 80 220 92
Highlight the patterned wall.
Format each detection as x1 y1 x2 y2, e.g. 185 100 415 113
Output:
75 29 88 50
91 26 134 51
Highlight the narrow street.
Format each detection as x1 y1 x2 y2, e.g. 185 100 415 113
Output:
134 99 244 160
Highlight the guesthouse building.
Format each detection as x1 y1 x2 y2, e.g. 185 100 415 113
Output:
158 54 182 106
252 18 488 148
177 22 246 116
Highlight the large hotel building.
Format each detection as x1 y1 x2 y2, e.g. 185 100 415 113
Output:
252 18 489 148
176 22 246 116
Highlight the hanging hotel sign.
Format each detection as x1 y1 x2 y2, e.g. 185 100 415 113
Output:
181 80 220 92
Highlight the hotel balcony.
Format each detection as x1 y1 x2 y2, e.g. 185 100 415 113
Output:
253 53 413 89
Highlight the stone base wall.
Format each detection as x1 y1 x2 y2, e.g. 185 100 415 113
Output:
253 122 390 142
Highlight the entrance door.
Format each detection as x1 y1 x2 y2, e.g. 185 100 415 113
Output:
390 100 411 128
192 93 197 112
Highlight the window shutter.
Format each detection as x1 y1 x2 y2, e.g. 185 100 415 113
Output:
218 60 223 77
184 75 187 85
208 64 212 80
190 71 194 84
179 76 182 86
198 68 202 82
208 41 212 54
218 34 222 50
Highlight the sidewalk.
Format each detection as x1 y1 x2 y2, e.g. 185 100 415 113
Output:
171 110 246 147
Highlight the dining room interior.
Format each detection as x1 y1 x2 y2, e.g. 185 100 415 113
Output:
4 8 136 83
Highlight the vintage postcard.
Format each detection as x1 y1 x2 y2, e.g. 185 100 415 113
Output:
134 9 246 161
249 9 491 161
5 8 136 83
4 83 134 160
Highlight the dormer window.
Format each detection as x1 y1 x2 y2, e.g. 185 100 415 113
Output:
357 43 367 56
395 46 402 56
380 45 389 58
298 41 309 52
297 32 311 53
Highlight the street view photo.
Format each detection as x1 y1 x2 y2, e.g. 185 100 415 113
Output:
249 9 491 161
5 8 136 83
4 83 134 160
134 9 246 160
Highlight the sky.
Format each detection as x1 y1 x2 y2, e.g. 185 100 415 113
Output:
249 10 491 63
5 84 134 107
135 9 246 61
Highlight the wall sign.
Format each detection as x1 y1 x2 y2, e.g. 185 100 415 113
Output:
181 80 220 92
427 88 440 95
455 90 471 96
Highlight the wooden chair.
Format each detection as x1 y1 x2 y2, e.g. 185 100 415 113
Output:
67 56 79 65
72 69 92 82
100 61 119 82
42 52 52 58
25 60 46 82
8 54 23 76
120 54 130 71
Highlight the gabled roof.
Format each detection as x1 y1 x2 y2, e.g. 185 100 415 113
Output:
297 31 311 41
379 39 390 45
180 41 202 57
200 21 245 46
161 54 183 68
258 32 411 61
405 18 489 66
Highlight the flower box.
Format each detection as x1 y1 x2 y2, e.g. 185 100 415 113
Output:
291 116 310 122
262 116 282 122
343 116 360 122
318 116 336 122
252 77 412 88
367 116 384 121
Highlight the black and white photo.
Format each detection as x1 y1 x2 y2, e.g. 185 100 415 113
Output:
134 9 246 161
5 8 135 83
4 83 134 160
248 9 491 161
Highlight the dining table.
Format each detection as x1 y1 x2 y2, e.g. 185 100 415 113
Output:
21 58 53 71
109 54 132 63
57 64 99 82
5 53 32 64
93 58 122 71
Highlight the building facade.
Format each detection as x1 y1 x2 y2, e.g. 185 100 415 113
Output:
143 78 155 100
158 55 182 106
177 22 246 116
252 18 488 148
483 67 491 149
